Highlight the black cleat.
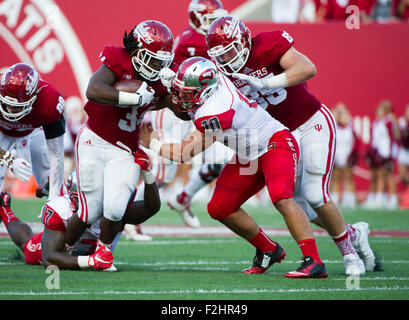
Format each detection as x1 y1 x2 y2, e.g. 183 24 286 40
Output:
242 243 286 274
285 256 328 278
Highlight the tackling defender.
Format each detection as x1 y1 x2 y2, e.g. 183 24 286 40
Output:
141 57 328 278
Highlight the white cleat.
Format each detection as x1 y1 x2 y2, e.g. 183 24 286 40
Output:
167 196 200 228
352 222 376 272
343 253 365 276
123 224 152 241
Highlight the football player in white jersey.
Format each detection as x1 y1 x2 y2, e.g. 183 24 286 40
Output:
141 57 328 278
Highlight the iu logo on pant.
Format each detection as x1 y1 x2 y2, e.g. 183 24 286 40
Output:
314 124 323 132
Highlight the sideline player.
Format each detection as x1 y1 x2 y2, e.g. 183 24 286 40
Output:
141 57 328 278
205 16 375 274
65 21 175 256
0 63 65 200
0 152 160 270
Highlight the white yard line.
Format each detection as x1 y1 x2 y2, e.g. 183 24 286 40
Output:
0 286 408 296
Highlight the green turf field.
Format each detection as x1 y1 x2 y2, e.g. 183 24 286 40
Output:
1 198 409 301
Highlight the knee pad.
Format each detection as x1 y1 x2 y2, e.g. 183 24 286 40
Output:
304 145 328 175
301 180 325 208
78 163 97 192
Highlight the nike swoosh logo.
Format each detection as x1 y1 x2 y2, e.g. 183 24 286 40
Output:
95 256 111 264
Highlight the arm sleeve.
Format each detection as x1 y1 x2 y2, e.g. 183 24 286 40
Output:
46 135 65 200
43 116 66 139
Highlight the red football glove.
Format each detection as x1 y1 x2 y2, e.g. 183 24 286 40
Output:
134 148 150 171
87 246 114 270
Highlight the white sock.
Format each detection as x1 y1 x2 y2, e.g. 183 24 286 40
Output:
184 170 208 197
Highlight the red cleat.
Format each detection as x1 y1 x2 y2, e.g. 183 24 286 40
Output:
285 256 328 279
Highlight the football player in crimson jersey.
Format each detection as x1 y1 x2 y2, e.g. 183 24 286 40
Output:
0 150 160 270
0 63 65 200
66 21 176 254
205 16 375 275
173 0 227 65
141 57 328 278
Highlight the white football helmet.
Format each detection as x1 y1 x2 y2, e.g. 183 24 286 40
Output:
171 57 219 112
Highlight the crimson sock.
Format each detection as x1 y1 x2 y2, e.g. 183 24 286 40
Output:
0 206 19 228
345 224 358 243
333 230 356 256
249 229 277 253
298 238 322 264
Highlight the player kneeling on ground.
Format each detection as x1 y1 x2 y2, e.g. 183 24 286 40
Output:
0 149 160 270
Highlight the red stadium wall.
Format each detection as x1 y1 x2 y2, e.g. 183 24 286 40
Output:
1 0 408 195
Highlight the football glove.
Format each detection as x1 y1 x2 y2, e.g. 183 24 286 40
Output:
0 149 32 182
87 246 114 270
135 81 155 107
232 73 267 90
134 148 150 171
159 67 176 89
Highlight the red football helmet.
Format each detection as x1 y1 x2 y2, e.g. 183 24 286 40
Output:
0 63 40 122
206 16 252 75
188 0 227 36
123 20 174 81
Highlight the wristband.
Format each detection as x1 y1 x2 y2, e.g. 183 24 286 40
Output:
142 170 155 185
265 73 289 89
149 138 163 155
118 91 140 106
77 255 90 269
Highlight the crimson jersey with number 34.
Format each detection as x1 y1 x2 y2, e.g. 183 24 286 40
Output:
84 45 173 153
227 30 322 132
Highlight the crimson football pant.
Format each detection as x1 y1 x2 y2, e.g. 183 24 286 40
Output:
208 130 299 220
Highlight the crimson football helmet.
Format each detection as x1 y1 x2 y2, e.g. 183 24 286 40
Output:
188 0 228 36
206 16 252 75
171 57 219 112
123 20 174 81
0 63 40 122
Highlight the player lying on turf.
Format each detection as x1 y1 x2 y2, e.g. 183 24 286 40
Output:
0 149 160 271
141 57 328 278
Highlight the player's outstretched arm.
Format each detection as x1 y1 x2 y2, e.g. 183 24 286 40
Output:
41 228 113 270
279 47 317 87
43 118 65 200
141 128 216 163
41 228 81 269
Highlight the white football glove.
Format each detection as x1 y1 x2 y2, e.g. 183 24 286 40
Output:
135 82 155 107
1 149 32 182
159 67 176 89
232 73 267 90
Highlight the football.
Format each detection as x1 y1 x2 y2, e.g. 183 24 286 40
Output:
113 79 143 93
